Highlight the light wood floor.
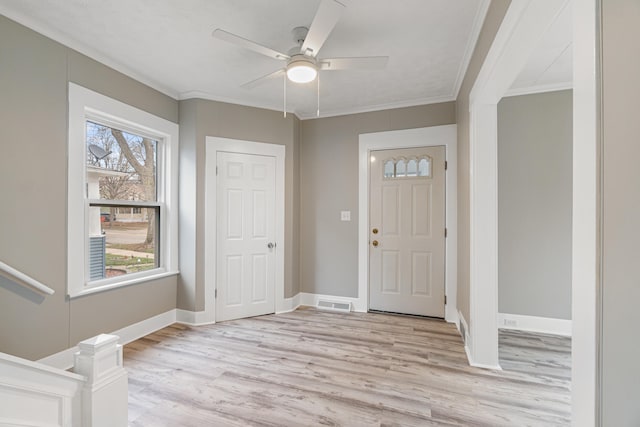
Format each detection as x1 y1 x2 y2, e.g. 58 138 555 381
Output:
125 307 571 426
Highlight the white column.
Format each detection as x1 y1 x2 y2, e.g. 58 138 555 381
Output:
469 103 500 369
73 334 128 427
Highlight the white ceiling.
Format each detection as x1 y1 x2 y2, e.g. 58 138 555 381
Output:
507 1 573 96
0 0 495 119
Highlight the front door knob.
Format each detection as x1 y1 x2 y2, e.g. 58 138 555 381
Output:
372 240 379 247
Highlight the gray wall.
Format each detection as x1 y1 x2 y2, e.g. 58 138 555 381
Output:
299 103 455 297
178 99 300 311
497 91 572 320
600 0 640 423
0 15 179 360
455 0 511 325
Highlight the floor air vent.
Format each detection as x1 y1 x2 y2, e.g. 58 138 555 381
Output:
317 300 351 313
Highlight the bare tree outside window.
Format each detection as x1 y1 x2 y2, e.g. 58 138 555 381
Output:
86 121 159 278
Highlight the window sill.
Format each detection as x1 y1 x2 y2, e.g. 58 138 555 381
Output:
68 269 179 299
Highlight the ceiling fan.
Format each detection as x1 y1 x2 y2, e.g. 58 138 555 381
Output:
212 0 388 114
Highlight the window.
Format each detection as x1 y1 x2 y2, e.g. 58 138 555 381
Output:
383 160 395 178
383 156 433 179
68 83 179 297
395 158 407 177
418 157 431 177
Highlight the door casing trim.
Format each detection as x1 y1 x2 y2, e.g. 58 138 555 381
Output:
358 124 458 324
204 137 286 323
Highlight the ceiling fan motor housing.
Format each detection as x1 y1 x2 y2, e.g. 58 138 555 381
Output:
291 26 309 47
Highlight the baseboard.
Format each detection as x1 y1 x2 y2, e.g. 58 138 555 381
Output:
498 312 572 337
457 310 470 345
456 311 500 369
299 292 365 312
113 309 177 343
276 294 301 314
39 309 178 370
176 309 215 326
446 307 459 328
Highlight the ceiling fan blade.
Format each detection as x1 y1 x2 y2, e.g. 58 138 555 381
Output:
320 56 389 71
213 29 290 61
241 68 286 89
300 0 345 57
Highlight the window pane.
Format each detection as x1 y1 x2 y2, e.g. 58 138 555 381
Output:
396 159 407 177
418 158 431 177
384 160 395 178
86 121 157 202
89 205 159 281
407 159 418 177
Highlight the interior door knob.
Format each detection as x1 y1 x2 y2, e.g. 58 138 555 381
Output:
267 242 276 249
372 240 379 247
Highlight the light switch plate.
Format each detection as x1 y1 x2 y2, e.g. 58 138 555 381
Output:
340 211 351 221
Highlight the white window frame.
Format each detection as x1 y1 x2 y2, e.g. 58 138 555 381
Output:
67 83 179 298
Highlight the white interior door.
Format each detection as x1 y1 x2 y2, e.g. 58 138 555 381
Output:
216 151 276 321
369 146 446 317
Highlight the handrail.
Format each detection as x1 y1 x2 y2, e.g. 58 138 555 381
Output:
0 259 55 295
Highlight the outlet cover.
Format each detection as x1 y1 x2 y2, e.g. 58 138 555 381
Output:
340 211 351 221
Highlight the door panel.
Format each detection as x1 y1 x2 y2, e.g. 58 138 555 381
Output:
217 151 276 321
381 250 400 293
369 146 446 317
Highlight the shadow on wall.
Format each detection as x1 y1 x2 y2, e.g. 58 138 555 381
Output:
0 275 46 305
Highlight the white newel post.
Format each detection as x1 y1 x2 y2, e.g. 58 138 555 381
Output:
73 334 128 426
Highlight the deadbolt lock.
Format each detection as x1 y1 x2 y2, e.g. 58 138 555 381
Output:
372 228 379 234
372 240 379 247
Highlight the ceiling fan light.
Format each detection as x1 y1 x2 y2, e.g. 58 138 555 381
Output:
286 60 318 83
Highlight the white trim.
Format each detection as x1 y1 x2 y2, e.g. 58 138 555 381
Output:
358 125 457 322
299 293 363 312
0 260 55 295
0 8 178 100
469 103 500 368
276 294 301 314
39 309 177 370
498 313 572 337
111 309 177 345
456 310 500 369
457 310 470 345
68 270 179 299
204 137 286 322
67 83 179 299
504 81 573 98
466 0 570 369
0 352 85 426
181 90 455 122
453 0 492 98
294 94 456 121
175 309 216 326
572 0 599 424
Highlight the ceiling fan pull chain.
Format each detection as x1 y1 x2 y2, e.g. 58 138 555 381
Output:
284 72 287 118
317 72 320 117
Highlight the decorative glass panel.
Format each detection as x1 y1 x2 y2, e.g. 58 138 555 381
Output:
396 159 407 177
407 159 418 177
418 157 431 177
384 160 395 178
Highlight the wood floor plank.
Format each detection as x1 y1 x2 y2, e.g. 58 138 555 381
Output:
125 307 571 426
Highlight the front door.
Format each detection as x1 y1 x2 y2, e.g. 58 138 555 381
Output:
216 151 276 321
369 146 446 317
